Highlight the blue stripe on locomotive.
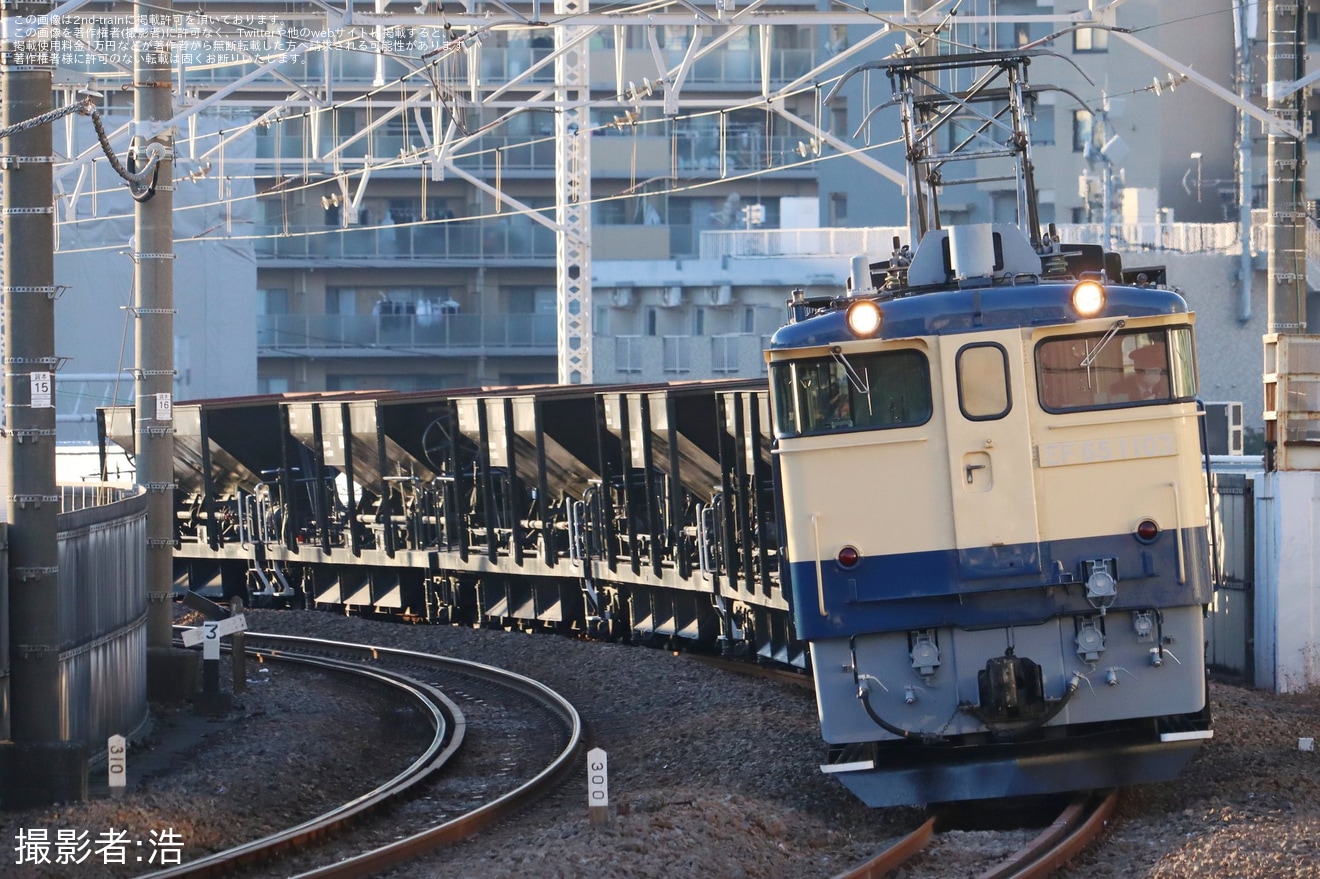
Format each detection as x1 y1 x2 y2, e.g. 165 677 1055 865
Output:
769 284 1191 349
788 526 1212 641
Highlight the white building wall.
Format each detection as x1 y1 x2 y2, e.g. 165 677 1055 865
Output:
1256 470 1320 693
54 119 258 443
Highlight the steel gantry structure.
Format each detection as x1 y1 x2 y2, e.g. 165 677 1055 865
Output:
24 0 1228 383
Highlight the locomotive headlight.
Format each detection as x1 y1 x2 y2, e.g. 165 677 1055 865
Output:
1070 280 1106 317
846 300 883 337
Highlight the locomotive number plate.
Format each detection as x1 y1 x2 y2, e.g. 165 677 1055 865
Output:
1038 432 1177 467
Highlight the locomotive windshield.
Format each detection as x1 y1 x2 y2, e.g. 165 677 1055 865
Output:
771 349 932 437
1036 326 1197 412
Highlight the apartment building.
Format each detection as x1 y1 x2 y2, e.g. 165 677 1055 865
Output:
40 1 1320 421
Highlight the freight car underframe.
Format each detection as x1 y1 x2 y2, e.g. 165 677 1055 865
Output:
172 539 805 667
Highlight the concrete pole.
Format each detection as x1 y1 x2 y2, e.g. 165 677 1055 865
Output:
1236 0 1254 323
133 3 178 660
0 4 87 806
1265 0 1306 337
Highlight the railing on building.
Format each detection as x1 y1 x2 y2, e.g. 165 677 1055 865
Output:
663 335 692 374
253 221 556 262
177 43 816 91
54 484 149 755
616 336 644 373
602 333 766 381
700 222 1258 261
258 312 557 352
711 334 744 374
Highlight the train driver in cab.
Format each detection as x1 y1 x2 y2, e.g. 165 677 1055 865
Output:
1109 343 1169 402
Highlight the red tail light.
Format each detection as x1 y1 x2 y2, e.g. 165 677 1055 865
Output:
837 546 860 568
1135 519 1159 542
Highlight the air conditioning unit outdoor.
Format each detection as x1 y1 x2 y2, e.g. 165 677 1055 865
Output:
1204 402 1244 456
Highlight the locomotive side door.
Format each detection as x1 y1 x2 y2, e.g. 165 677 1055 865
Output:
940 330 1042 579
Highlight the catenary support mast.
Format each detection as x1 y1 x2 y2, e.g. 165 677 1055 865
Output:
133 1 178 653
555 0 591 384
0 0 88 806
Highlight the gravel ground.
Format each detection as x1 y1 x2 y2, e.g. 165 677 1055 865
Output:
3 608 1319 878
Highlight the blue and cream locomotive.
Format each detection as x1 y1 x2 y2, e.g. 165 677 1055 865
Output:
102 50 1214 810
769 51 1213 805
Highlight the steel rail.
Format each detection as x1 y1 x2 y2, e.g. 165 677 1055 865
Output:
830 815 939 879
143 636 463 879
143 631 583 879
832 789 1118 879
268 631 587 879
975 789 1119 879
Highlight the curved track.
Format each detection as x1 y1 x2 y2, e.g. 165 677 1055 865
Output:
147 631 583 879
833 790 1119 879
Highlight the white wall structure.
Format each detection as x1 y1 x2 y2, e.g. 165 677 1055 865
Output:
1256 470 1320 693
53 117 257 443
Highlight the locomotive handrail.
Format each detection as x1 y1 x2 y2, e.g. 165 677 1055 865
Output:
811 512 827 617
1169 480 1185 584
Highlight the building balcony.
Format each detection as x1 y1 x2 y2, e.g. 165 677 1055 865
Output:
592 132 815 177
602 333 770 382
589 47 816 89
258 312 557 355
252 221 556 264
255 130 556 172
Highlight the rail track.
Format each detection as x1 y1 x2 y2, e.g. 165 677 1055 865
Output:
834 789 1119 879
147 631 583 879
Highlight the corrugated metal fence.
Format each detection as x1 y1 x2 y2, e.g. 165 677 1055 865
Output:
1208 464 1258 682
55 483 149 751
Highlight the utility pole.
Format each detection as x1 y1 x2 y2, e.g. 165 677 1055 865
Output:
1265 0 1306 339
1236 0 1254 323
0 4 87 806
132 0 185 687
1263 0 1310 472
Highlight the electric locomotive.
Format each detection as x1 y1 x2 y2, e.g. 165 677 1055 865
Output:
770 51 1213 805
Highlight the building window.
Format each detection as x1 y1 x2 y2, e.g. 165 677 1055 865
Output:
830 101 848 137
1072 109 1095 153
508 287 556 314
1033 101 1055 145
829 192 847 224
1074 27 1108 53
258 288 288 314
990 192 1018 224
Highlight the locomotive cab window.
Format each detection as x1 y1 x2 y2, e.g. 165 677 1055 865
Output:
957 343 1011 420
1036 326 1197 412
771 349 932 437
